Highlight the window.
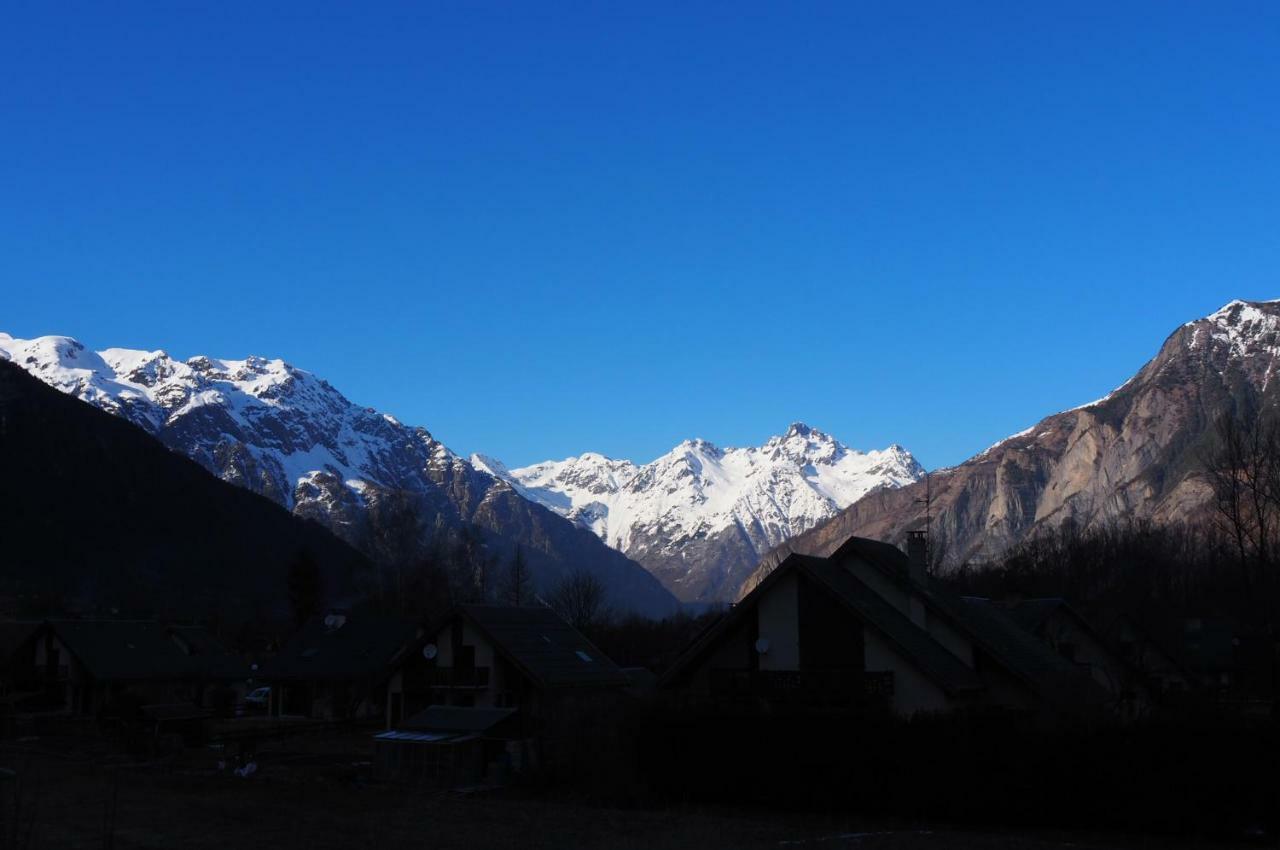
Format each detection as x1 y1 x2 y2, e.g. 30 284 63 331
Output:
575 651 593 663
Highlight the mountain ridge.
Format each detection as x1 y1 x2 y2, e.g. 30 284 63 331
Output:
0 358 372 626
0 332 678 617
477 423 924 602
739 298 1280 598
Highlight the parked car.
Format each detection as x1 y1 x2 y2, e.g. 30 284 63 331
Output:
243 686 271 711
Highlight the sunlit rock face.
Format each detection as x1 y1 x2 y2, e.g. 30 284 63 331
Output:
741 300 1280 598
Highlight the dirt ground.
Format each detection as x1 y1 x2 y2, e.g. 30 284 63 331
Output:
0 723 1250 850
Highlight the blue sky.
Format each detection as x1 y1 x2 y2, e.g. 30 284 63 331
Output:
2 2 1278 469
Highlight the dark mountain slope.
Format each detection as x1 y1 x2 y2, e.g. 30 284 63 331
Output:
0 359 372 625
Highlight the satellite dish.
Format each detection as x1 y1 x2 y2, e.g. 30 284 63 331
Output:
754 637 771 655
422 643 438 661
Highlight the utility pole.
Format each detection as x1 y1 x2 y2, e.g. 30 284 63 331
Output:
913 471 933 571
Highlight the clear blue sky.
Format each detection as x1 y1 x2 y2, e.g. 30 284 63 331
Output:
2 2 1278 469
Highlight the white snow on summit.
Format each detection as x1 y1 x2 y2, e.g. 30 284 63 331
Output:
477 423 924 565
0 332 461 513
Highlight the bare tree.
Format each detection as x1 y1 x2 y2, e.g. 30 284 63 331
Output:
501 544 534 606
1203 411 1280 591
549 568 610 631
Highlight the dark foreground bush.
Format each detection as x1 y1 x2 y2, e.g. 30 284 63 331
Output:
556 698 1277 840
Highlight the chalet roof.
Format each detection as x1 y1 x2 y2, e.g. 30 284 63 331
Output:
262 614 417 681
35 620 245 681
791 555 984 694
664 536 1105 707
827 539 1103 703
829 536 914 580
952 598 1098 702
1004 598 1069 633
401 705 517 733
660 552 982 696
455 605 630 690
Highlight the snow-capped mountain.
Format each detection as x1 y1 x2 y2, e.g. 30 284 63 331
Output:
742 299 1280 597
0 332 678 616
474 424 924 602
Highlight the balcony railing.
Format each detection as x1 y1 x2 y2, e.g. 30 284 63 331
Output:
708 668 894 707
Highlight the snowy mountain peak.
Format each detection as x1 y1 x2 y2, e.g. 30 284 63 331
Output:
783 421 817 438
1186 299 1280 360
486 426 924 601
0 333 463 510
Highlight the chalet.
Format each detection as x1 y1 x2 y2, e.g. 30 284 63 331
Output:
1002 598 1152 713
661 533 1102 717
379 604 629 783
386 604 629 725
1087 609 1189 695
260 611 418 720
9 620 246 716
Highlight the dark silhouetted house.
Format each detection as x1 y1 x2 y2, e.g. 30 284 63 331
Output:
373 705 523 786
386 604 629 726
1179 616 1242 692
261 611 418 720
10 620 246 715
0 620 40 734
380 604 629 782
1001 598 1151 713
661 533 1102 717
1087 609 1188 696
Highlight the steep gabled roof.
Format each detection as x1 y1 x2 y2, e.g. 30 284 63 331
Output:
36 620 245 681
829 536 914 581
798 556 983 694
263 615 417 681
825 539 1102 703
1004 598 1068 633
455 605 629 690
951 598 1099 703
660 551 982 695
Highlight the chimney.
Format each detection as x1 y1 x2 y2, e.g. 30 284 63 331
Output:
906 529 928 585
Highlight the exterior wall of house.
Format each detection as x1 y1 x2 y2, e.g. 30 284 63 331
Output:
972 653 1038 710
1039 611 1121 692
756 572 801 671
924 615 976 668
387 617 545 727
862 629 951 715
32 632 79 712
1114 620 1187 693
681 615 753 694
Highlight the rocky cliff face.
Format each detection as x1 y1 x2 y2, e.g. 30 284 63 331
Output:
741 299 1280 598
0 333 678 617
477 424 923 602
